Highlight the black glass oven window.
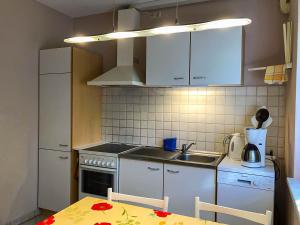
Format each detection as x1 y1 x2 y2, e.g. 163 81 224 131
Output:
82 170 114 197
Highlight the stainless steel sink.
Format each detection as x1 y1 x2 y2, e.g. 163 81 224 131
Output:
174 151 223 165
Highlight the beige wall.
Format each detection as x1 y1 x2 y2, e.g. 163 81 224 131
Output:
74 0 286 86
73 12 117 73
0 0 72 224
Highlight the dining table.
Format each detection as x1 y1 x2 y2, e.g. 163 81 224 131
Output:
36 196 227 225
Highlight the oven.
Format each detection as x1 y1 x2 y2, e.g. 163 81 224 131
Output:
79 164 118 199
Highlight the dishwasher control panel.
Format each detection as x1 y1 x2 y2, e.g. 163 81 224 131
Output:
218 171 274 191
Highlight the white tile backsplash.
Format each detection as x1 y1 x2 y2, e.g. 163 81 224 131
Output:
101 86 285 156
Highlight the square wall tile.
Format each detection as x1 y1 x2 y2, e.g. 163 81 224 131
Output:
101 86 285 157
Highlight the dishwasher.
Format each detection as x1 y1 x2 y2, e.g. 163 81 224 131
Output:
217 157 275 225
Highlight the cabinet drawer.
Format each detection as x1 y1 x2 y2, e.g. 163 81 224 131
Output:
218 171 274 191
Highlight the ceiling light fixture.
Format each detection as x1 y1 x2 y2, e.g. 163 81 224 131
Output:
64 0 252 44
64 18 252 43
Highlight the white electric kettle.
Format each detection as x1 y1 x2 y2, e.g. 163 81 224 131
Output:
224 133 245 161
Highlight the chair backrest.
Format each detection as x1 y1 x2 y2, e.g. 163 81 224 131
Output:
195 197 272 225
107 188 169 211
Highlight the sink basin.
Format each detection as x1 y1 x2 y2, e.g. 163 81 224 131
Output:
174 152 222 165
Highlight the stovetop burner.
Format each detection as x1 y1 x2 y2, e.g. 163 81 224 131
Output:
83 143 137 154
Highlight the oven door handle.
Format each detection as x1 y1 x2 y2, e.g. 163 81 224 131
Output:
80 165 117 173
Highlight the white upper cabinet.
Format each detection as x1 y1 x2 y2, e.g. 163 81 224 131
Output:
190 27 243 86
39 73 71 151
40 47 72 74
146 33 190 86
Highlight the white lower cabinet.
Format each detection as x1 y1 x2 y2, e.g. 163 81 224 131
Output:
119 159 163 200
38 149 71 212
164 164 216 218
119 158 216 218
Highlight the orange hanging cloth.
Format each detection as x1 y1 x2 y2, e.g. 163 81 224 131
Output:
264 64 288 85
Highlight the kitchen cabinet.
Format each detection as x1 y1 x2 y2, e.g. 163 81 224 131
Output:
119 159 163 200
38 47 102 211
146 27 242 86
146 32 190 86
40 47 72 74
39 73 71 151
190 27 242 86
38 149 71 212
164 163 216 219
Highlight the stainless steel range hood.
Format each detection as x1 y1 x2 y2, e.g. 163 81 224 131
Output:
87 8 145 86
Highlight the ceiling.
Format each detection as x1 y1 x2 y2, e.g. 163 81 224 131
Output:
36 0 209 18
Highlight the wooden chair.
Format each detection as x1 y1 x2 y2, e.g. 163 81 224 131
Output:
107 188 169 211
195 197 272 225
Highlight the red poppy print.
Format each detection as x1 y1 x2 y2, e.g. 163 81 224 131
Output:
36 215 55 225
153 210 172 218
91 202 113 211
94 223 111 225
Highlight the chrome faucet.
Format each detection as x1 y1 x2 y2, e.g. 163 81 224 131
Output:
181 143 195 155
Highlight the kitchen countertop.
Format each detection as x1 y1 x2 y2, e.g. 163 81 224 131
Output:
120 146 225 169
73 141 104 151
218 156 275 177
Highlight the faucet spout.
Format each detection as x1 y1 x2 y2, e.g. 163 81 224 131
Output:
181 142 195 155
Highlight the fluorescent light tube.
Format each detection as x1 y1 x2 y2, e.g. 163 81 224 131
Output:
64 18 252 43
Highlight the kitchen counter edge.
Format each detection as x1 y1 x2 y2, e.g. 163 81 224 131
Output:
119 151 225 169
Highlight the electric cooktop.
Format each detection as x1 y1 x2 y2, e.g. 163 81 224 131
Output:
83 143 137 154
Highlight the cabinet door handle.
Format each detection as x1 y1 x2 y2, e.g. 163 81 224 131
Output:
59 144 69 147
237 179 252 185
193 76 207 80
147 167 160 171
173 77 184 80
59 156 69 160
167 169 180 174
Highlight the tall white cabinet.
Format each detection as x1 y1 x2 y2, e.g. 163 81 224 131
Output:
39 48 72 212
38 47 102 212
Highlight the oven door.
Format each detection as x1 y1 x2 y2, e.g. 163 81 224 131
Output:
79 165 118 200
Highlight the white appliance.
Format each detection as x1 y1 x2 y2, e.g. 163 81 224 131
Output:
79 143 138 199
217 157 275 225
87 8 144 86
227 133 245 161
242 128 267 168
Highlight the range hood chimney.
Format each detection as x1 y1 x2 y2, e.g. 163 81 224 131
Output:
88 8 145 86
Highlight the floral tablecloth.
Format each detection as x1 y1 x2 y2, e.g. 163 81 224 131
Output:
37 197 227 225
